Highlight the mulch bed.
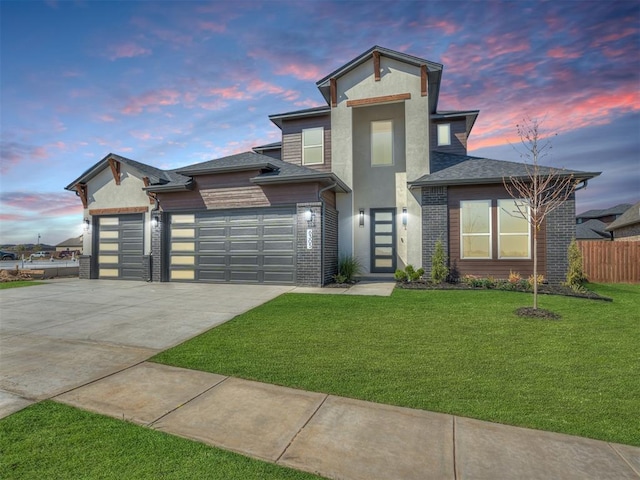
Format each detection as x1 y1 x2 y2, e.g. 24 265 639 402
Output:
396 281 612 302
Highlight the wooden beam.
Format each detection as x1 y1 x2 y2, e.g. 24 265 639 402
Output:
142 177 155 204
89 206 148 215
108 158 121 185
421 65 428 97
75 183 88 209
346 93 411 108
330 78 337 107
373 51 381 81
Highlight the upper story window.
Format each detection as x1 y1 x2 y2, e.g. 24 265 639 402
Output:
302 127 324 165
371 120 393 166
498 199 531 259
460 200 492 259
437 123 451 146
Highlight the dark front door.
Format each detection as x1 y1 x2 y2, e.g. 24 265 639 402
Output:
370 208 396 273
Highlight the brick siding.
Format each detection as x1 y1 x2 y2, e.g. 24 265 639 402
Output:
150 212 164 282
421 186 449 277
296 202 323 286
79 255 92 279
323 206 339 284
545 194 576 285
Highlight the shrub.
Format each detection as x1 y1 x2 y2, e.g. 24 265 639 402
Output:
334 255 362 284
565 238 587 287
482 276 496 289
431 240 449 283
394 269 408 282
528 274 544 286
508 270 521 284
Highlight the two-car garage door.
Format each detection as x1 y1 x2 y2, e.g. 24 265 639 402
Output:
169 208 297 284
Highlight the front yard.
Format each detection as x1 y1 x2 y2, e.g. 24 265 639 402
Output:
153 283 640 446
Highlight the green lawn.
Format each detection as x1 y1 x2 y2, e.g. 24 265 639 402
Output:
0 280 45 289
153 283 640 446
0 401 324 480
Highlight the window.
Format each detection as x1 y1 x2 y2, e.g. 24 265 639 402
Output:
460 200 491 259
371 120 393 166
302 127 324 165
498 199 531 258
437 123 451 146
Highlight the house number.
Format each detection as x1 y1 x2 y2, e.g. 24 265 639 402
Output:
306 229 313 249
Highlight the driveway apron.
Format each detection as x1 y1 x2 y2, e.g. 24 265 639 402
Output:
0 279 291 417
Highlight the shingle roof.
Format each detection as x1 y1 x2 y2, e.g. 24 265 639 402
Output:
409 151 601 187
576 219 610 240
576 203 633 220
605 201 640 231
56 235 83 248
64 153 191 191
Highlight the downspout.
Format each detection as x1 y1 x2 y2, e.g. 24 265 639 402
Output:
318 183 337 285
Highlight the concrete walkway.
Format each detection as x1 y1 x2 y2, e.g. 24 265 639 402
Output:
54 361 640 480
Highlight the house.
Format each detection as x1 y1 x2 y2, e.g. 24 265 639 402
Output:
55 235 83 255
65 46 599 286
576 203 632 225
605 201 640 241
575 220 611 241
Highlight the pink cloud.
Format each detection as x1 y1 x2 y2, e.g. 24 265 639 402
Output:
97 114 116 122
106 42 152 61
1 192 85 218
506 62 538 76
248 79 299 102
121 89 181 115
130 131 163 141
425 20 461 35
207 86 251 100
274 63 322 81
547 47 581 59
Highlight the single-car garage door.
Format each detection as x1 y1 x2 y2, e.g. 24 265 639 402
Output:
97 214 144 280
169 208 296 284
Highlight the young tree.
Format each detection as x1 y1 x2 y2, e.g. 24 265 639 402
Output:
503 118 582 310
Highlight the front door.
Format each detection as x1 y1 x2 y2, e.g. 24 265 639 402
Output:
370 208 396 273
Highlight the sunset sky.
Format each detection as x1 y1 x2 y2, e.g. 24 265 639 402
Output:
1 0 638 246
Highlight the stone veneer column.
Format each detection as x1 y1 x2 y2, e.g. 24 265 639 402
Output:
296 202 323 286
545 194 576 285
421 186 448 278
78 255 92 279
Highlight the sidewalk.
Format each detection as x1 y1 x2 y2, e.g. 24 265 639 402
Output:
55 362 640 480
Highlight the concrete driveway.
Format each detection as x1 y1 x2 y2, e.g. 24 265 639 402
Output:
0 279 292 417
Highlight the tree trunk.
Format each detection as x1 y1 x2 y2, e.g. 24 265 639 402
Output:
533 229 538 310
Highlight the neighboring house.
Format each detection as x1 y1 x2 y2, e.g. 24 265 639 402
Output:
55 235 84 254
576 203 632 225
65 46 599 286
575 219 611 241
605 201 640 241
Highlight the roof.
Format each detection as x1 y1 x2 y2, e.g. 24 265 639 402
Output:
315 45 444 113
147 152 350 194
576 203 633 220
56 235 83 248
409 151 601 187
64 153 190 191
269 106 330 129
576 219 611 240
252 142 282 153
605 201 640 231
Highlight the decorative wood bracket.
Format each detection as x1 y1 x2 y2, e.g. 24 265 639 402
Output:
373 50 381 81
142 176 156 204
330 78 337 107
108 157 121 185
75 183 88 208
421 65 428 97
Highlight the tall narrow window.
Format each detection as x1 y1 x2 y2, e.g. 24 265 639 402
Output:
498 199 531 258
437 123 451 146
302 127 324 165
460 200 491 259
371 120 393 166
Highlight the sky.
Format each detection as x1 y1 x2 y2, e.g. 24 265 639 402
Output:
1 0 639 246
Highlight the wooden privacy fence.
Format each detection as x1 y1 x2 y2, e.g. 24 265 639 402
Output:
577 241 639 283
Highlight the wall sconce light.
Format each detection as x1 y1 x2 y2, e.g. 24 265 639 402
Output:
304 208 315 225
151 215 159 229
402 207 408 226
83 218 90 232
359 208 365 227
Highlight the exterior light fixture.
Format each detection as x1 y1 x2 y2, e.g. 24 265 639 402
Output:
304 208 315 225
151 215 159 229
83 218 90 231
359 208 365 227
402 207 408 226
